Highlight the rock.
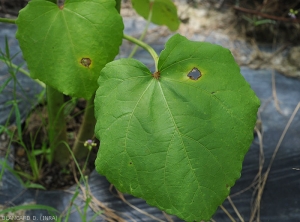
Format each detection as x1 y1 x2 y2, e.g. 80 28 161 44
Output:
288 46 300 68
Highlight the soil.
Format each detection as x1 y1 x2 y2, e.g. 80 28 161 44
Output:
12 98 99 190
228 0 300 44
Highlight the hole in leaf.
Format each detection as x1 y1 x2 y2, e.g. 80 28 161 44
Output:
81 58 91 68
187 67 201 80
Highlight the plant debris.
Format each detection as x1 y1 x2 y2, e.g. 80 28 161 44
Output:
12 99 98 190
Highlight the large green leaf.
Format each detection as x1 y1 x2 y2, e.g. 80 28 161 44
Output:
94 34 260 221
16 0 123 99
132 0 180 31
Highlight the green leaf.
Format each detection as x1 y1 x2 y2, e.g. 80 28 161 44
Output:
132 0 180 31
94 34 260 221
16 0 123 99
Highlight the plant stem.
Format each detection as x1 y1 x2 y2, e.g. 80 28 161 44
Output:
115 0 121 13
128 1 153 58
47 86 69 167
123 34 159 71
121 0 159 70
0 58 45 87
0 17 16 24
73 94 96 160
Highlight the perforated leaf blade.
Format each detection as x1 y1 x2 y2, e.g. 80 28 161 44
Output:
132 0 180 31
94 34 260 221
16 0 123 99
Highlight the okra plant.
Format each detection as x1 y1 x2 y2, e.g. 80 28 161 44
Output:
0 0 260 221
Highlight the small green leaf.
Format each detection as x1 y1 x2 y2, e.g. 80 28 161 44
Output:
132 0 180 31
94 34 260 221
16 0 123 99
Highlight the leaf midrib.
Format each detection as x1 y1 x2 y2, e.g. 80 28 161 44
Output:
157 80 214 213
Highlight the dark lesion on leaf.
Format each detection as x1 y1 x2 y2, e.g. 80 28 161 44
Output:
81 58 92 68
187 67 201 80
57 0 64 9
152 71 160 79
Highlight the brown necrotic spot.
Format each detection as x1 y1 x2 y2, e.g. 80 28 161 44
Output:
187 67 201 80
81 58 91 68
152 71 160 79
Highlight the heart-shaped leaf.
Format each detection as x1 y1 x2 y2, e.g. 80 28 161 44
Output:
16 0 123 99
94 34 260 221
132 0 180 31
